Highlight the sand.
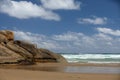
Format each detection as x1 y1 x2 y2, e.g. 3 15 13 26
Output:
0 63 120 80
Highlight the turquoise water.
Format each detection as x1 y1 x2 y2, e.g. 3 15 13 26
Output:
61 53 120 63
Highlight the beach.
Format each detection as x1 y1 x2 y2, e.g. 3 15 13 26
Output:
0 63 120 80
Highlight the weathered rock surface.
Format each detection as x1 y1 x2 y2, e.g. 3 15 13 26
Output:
35 48 67 63
0 30 67 64
0 34 8 43
0 44 24 64
0 30 14 41
6 41 33 62
14 40 37 57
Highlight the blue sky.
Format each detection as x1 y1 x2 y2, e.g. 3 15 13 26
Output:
0 0 120 53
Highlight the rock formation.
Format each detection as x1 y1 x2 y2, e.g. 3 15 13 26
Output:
0 30 67 65
0 30 14 42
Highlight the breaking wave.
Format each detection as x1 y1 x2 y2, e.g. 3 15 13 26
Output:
61 53 120 63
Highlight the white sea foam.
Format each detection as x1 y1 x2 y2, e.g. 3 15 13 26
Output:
62 53 120 63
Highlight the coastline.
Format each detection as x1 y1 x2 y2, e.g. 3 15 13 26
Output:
0 69 120 80
0 63 120 80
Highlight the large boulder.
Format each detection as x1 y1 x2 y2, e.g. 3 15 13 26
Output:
0 30 67 64
13 41 67 63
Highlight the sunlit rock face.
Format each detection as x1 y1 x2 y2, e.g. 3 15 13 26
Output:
0 30 67 65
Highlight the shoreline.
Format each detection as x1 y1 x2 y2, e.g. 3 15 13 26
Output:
0 63 120 80
0 63 120 70
0 69 120 80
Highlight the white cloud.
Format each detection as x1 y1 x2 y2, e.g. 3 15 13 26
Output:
0 0 60 20
94 33 113 41
0 0 81 20
14 28 120 53
41 0 80 10
14 30 63 50
52 32 83 41
78 16 107 25
97 27 120 36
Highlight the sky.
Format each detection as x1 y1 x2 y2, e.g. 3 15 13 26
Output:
0 0 120 53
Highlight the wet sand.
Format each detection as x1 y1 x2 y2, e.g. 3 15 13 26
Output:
0 63 120 80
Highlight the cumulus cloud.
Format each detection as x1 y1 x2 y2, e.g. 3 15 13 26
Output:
14 30 63 50
78 16 107 25
97 27 120 36
0 0 60 20
94 33 113 41
52 32 83 41
0 0 81 20
14 28 120 53
41 0 80 10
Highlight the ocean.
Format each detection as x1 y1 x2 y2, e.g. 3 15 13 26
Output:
61 53 120 63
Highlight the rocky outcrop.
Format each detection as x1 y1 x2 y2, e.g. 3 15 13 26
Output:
14 40 37 57
6 41 34 64
35 48 67 63
0 30 67 65
49 53 68 63
0 44 24 64
0 34 8 43
35 48 58 62
0 30 14 41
